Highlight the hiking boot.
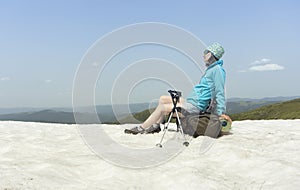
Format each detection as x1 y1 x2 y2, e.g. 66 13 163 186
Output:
124 124 161 135
124 126 145 135
145 123 161 134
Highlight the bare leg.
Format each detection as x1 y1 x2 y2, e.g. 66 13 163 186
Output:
141 96 183 129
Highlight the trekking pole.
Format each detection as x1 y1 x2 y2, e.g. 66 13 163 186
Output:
156 109 174 148
156 90 189 148
174 107 189 147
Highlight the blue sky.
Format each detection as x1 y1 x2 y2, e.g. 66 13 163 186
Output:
1 0 300 108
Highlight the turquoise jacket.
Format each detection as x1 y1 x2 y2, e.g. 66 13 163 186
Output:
186 60 226 115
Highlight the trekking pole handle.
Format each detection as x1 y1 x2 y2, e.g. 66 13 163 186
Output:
168 90 182 99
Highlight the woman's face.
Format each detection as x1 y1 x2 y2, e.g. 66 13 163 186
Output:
203 51 212 64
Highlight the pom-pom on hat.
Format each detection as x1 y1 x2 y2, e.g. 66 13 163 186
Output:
206 42 225 60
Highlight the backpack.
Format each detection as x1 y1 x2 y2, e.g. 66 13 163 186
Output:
181 113 231 138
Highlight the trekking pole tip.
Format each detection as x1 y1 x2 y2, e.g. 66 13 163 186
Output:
156 143 163 148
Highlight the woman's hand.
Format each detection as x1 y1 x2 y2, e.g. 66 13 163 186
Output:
220 114 232 123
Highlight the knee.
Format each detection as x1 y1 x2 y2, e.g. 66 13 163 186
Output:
159 95 168 104
159 96 164 103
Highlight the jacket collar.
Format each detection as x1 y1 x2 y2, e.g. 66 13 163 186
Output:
207 60 223 69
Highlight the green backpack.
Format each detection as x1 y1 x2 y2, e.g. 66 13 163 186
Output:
181 113 231 138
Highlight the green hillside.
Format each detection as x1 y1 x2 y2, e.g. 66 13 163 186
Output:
230 98 300 120
226 101 279 114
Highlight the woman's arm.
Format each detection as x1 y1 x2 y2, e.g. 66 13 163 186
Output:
213 66 226 115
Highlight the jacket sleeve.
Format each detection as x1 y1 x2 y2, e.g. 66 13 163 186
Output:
213 66 226 115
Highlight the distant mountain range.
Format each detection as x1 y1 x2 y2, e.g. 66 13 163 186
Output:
0 103 152 124
0 96 299 124
0 103 152 115
0 109 118 124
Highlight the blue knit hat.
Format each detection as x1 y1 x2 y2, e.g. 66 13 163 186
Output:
206 42 225 60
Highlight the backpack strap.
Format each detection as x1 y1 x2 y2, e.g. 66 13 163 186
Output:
205 98 216 114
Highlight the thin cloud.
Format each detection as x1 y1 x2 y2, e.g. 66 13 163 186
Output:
249 63 284 71
240 58 285 72
45 79 52 83
0 77 10 81
92 62 100 67
250 58 271 65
